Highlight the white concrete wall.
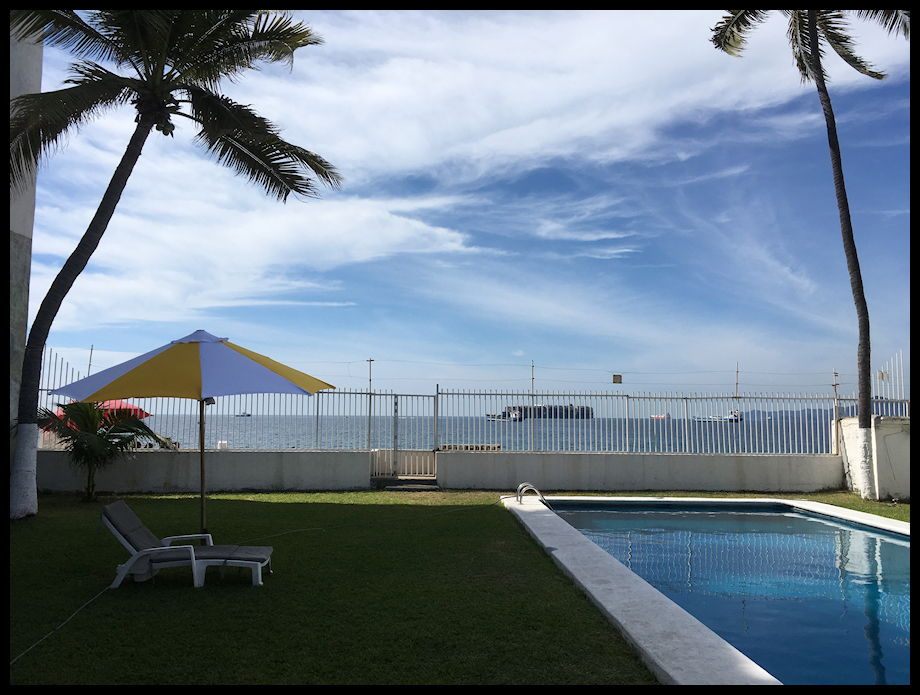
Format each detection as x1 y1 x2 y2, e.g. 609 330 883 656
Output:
38 448 847 494
436 451 844 492
872 417 910 500
838 416 910 501
37 449 371 493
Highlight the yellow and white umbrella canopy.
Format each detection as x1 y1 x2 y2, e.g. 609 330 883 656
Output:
52 329 333 401
52 330 334 531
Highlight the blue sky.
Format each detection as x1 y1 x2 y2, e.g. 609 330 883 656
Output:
27 10 910 397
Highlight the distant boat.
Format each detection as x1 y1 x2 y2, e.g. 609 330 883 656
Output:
650 414 671 420
693 410 742 422
235 412 252 417
488 411 523 421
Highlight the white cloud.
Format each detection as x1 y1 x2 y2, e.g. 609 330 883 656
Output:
269 10 909 183
24 11 909 392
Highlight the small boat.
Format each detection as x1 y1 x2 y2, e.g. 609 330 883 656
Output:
487 412 520 421
650 414 671 420
235 412 252 418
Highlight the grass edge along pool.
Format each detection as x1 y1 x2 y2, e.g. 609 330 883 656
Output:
502 495 909 686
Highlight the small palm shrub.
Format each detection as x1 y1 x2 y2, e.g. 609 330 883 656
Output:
38 401 174 501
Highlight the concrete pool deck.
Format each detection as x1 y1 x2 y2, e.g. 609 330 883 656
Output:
502 495 908 685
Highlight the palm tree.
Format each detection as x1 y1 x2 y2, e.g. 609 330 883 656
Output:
10 11 342 518
39 401 175 502
711 10 909 492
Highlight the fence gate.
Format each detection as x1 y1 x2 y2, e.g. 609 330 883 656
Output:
368 391 437 478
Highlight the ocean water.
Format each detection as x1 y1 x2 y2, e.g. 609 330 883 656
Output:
146 413 835 454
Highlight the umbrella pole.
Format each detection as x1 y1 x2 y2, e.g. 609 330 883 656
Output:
199 398 207 535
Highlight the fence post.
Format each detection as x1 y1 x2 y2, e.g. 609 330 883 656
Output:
311 391 317 449
367 390 373 454
832 379 840 456
625 395 630 453
392 394 399 476
529 389 535 452
433 385 440 452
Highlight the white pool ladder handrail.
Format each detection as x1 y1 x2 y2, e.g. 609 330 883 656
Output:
516 482 553 510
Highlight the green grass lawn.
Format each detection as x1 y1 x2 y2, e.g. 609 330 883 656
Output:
10 489 907 684
10 490 659 685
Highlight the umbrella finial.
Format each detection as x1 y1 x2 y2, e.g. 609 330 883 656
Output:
172 330 228 345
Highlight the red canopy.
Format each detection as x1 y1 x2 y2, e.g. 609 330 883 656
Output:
54 399 151 420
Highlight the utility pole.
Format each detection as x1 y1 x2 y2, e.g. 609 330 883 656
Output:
530 360 535 449
833 370 840 455
366 358 374 462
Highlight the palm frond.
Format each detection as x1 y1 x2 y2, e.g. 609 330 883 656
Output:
103 416 170 447
10 72 135 192
86 10 183 80
184 87 342 200
10 10 122 65
818 11 886 80
170 11 323 89
163 10 258 85
853 10 910 39
246 10 325 67
711 10 770 56
783 10 820 83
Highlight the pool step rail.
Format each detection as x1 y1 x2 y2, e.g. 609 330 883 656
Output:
516 482 553 510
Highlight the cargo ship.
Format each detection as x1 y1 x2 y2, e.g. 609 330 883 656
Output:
487 404 594 421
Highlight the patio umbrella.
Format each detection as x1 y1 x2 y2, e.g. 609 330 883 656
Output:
51 330 334 532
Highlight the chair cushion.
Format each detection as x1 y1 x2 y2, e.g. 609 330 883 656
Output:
150 545 273 565
102 500 162 550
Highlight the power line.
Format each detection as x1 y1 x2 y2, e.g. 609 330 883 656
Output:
288 357 855 379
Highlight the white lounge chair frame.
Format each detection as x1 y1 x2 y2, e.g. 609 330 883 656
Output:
101 500 272 588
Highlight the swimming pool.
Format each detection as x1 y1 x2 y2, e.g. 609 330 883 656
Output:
503 494 910 685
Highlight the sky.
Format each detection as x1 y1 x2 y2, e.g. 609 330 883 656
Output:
24 10 911 398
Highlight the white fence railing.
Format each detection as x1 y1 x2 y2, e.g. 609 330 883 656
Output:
37 347 909 457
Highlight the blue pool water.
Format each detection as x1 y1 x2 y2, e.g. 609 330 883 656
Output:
554 502 910 685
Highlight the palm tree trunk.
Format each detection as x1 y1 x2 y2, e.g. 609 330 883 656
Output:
86 467 96 502
10 117 154 519
806 11 872 428
807 11 874 497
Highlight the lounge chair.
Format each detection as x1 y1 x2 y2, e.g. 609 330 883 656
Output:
101 500 273 588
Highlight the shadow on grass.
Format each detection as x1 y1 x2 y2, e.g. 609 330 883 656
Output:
10 492 658 685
